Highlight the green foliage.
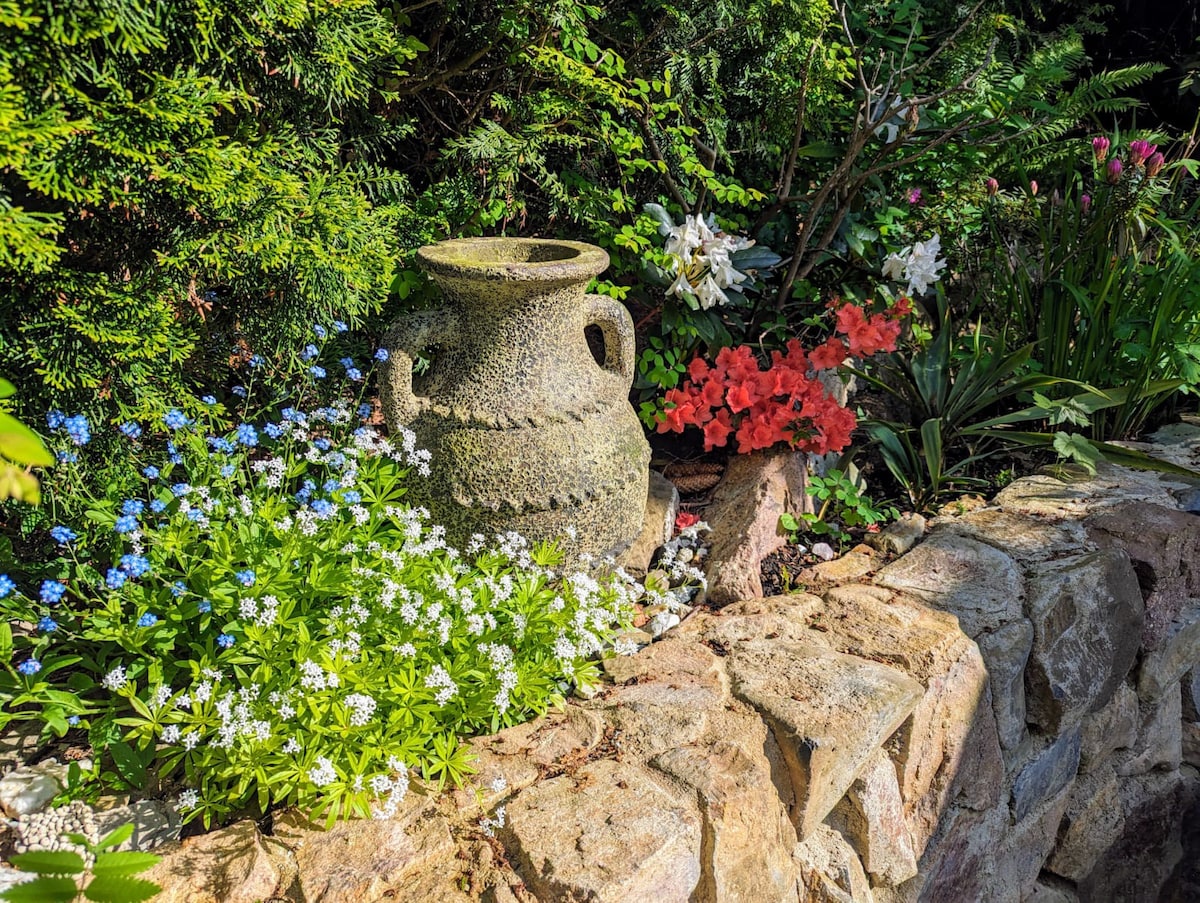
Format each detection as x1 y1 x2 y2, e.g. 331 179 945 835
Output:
0 377 53 504
0 823 161 903
779 467 897 547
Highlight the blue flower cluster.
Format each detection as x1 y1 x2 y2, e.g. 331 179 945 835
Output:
50 526 76 544
47 411 91 446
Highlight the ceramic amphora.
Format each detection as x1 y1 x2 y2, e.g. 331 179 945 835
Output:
381 237 650 558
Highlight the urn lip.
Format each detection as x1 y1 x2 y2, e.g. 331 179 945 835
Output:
417 237 609 283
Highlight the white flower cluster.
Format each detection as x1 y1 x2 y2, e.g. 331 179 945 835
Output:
664 214 754 310
882 233 946 296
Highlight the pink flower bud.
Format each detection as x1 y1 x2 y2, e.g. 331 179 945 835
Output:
985 177 999 196
1128 140 1157 166
1081 193 1091 214
1092 136 1110 162
1107 158 1123 184
907 187 923 205
1146 152 1165 178
1029 180 1038 196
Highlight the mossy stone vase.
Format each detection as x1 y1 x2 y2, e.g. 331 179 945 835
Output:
381 237 650 558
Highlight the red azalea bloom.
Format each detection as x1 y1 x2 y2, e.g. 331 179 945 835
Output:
702 409 734 449
674 511 701 533
809 337 848 370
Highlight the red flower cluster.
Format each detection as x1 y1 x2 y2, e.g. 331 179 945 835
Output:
658 300 909 455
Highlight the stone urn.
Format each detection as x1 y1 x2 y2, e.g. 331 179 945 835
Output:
381 237 650 559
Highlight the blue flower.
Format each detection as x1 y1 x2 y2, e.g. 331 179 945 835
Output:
323 479 341 493
37 616 58 633
143 465 160 480
46 411 65 430
16 659 40 676
217 633 235 648
121 499 145 517
264 423 284 439
309 366 327 379
235 569 256 587
207 436 235 454
167 441 183 464
64 414 91 446
197 599 212 613
341 490 361 504
0 575 15 598
281 408 304 423
67 715 80 726
50 526 77 544
357 403 373 420
171 483 191 497
115 515 139 533
171 581 187 597
40 580 66 605
374 348 389 363
186 509 205 523
56 451 78 464
201 395 217 405
150 499 167 514
313 324 327 339
136 613 158 628
236 423 258 447
119 554 150 578
339 357 354 368
313 438 331 452
105 569 127 590
301 344 320 361
326 452 346 469
119 421 142 439
221 464 235 478
311 499 335 518
249 355 265 368
231 385 248 398
333 320 348 333
346 368 363 382
164 409 190 430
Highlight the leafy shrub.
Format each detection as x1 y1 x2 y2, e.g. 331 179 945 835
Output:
0 823 161 903
780 468 898 547
0 378 53 504
0 375 645 828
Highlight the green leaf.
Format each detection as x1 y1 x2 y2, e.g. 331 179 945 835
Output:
0 378 14 398
91 852 161 877
8 851 86 875
1052 432 1100 474
107 742 146 789
0 411 55 467
82 875 161 903
641 203 676 236
0 877 80 902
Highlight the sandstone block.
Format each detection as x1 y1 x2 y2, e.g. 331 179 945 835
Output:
1079 682 1138 771
504 759 702 903
1138 597 1200 702
794 824 875 903
994 463 1194 521
1023 550 1144 733
829 747 918 886
936 507 1090 563
1116 680 1183 777
726 639 923 840
977 619 1034 751
874 531 1023 637
143 820 281 903
865 513 926 556
1045 762 1124 883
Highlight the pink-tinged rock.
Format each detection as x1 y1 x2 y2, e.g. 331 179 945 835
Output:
794 824 875 903
976 619 1034 751
888 803 1007 903
726 639 923 840
991 781 1073 902
829 747 918 886
142 820 280 903
1023 550 1144 734
503 759 702 902
272 801 463 902
874 531 1023 638
652 734 802 902
702 450 813 606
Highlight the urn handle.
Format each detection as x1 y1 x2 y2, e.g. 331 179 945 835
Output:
380 308 459 425
583 294 635 386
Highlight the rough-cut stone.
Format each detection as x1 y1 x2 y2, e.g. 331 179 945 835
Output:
273 802 463 902
1139 597 1200 702
935 507 1090 563
1010 727 1082 822
807 545 879 585
1023 550 1145 733
1086 503 1200 649
794 825 874 903
93 799 181 851
1116 681 1183 776
815 585 1003 853
874 531 1023 637
1076 769 1188 903
1079 682 1139 771
504 759 701 903
726 639 923 840
1184 721 1200 767
895 803 1007 903
0 760 70 817
865 513 926 556
1184 668 1200 720
994 462 1195 521
652 734 802 902
143 820 281 903
703 450 812 606
829 748 918 886
602 634 723 695
976 619 1034 751
992 782 1072 903
1046 763 1125 883
617 470 679 575
681 592 824 648
1027 879 1081 903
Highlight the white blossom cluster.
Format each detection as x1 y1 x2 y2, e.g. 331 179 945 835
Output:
882 233 947 296
664 214 754 310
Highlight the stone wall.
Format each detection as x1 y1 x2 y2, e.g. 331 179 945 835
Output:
14 426 1200 902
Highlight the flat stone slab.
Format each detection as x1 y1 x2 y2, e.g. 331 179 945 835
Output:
726 639 923 840
504 759 701 902
874 531 1023 637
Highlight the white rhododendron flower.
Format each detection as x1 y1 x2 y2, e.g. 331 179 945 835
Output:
663 213 754 309
883 233 946 295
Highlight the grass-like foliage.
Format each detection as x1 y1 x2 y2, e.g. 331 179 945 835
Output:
0 382 647 828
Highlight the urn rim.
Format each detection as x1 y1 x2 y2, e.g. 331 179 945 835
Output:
417 237 609 283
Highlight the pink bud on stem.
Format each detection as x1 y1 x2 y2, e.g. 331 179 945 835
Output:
1092 136 1110 162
